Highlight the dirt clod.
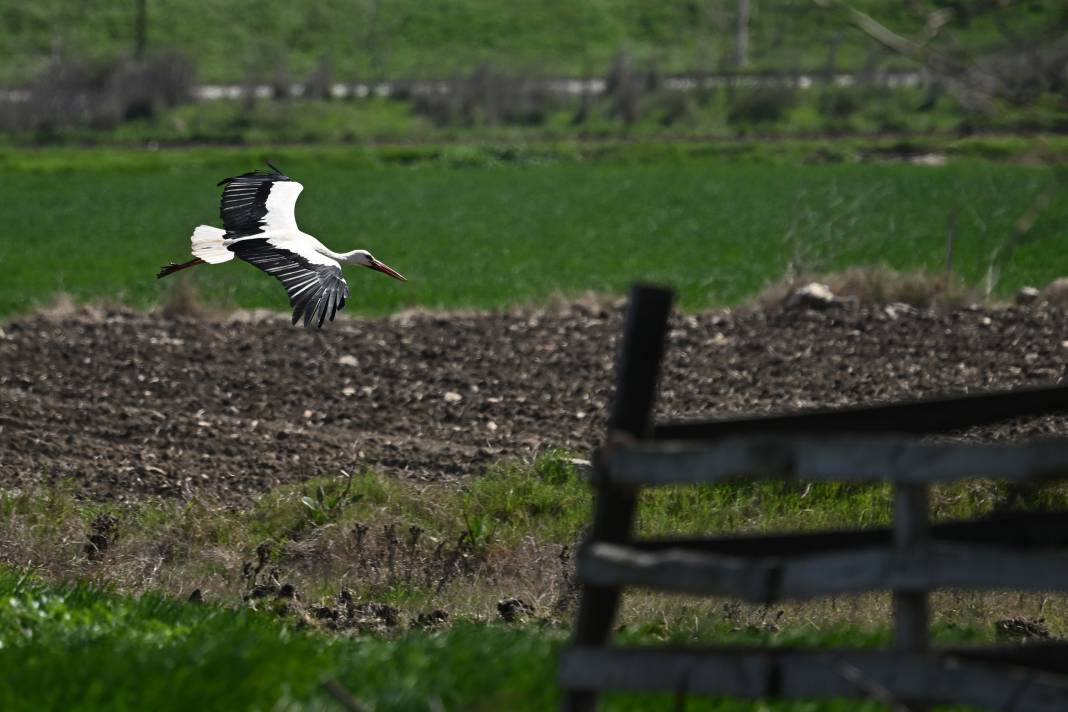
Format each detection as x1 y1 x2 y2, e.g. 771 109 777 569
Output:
351 601 399 628
414 609 450 629
246 584 278 600
85 513 120 560
995 617 1052 642
497 597 535 622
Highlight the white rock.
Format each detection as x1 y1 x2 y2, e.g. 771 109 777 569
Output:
884 302 918 320
444 391 463 403
784 282 837 311
337 355 359 367
1015 286 1041 305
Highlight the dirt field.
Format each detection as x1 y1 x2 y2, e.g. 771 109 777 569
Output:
2 299 1067 503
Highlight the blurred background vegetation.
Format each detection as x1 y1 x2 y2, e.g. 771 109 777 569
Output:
1 0 1065 145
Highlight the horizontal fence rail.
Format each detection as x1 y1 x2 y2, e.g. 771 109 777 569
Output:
654 382 1068 441
599 436 1068 486
560 647 1068 711
580 541 1068 601
619 510 1068 554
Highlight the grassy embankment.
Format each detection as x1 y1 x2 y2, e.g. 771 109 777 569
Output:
4 450 1057 711
7 0 1063 83
1 140 1066 320
5 3 1064 146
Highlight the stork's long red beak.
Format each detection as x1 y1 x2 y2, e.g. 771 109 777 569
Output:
370 259 406 282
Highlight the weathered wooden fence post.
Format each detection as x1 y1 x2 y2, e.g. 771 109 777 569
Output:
894 482 930 711
893 484 929 651
565 284 674 712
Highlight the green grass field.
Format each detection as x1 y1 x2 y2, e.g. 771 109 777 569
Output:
2 567 997 711
1 143 1065 319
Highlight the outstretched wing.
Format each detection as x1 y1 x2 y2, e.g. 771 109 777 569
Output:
216 162 303 237
231 239 350 328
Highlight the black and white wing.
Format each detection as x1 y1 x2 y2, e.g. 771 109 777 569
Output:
216 162 303 237
231 239 350 328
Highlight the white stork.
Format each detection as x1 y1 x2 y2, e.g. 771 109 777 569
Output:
158 161 405 328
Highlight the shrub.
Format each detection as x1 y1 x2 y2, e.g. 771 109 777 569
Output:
727 85 798 126
817 87 860 119
409 64 561 127
1 52 195 134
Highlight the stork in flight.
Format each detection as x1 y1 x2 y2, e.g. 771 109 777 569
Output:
157 161 405 328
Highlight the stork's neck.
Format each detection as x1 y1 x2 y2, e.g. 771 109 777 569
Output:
321 248 372 266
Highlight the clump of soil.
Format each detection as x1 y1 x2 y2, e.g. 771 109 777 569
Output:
85 512 120 560
1 300 1066 503
995 617 1052 642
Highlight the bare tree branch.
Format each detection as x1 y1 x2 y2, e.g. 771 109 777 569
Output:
812 0 999 112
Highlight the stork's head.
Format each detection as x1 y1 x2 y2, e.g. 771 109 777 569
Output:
346 250 406 281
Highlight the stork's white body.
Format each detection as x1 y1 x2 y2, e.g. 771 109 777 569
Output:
160 163 404 328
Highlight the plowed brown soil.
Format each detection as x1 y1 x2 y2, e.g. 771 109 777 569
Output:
1 301 1066 503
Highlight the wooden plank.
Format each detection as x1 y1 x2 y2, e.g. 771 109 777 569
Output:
947 643 1068 675
893 484 930 712
626 510 1068 556
579 542 1068 601
602 436 1068 486
654 382 1068 440
558 646 1068 711
567 284 674 712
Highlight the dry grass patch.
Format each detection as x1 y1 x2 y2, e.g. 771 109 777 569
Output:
757 264 983 311
2 458 1067 640
0 457 585 627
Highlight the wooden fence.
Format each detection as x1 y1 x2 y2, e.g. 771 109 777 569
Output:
560 284 1068 711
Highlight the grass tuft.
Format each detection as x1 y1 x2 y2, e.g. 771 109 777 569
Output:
756 264 981 310
3 454 1067 640
158 275 208 319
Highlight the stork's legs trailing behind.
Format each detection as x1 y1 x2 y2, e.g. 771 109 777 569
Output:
156 258 205 279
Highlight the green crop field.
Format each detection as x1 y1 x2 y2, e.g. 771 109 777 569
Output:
0 143 1065 319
